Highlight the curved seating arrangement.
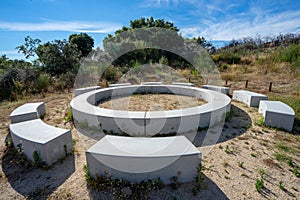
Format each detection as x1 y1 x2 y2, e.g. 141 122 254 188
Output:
232 90 268 107
9 102 72 165
86 135 201 184
10 102 45 124
202 85 230 95
259 101 295 132
70 84 231 136
74 86 101 97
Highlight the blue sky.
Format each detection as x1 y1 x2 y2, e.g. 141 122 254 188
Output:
1 0 300 59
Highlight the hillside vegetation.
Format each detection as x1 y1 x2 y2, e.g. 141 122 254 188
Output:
0 18 299 120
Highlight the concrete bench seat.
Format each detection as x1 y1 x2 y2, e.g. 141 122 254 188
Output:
141 82 163 85
109 83 132 87
202 85 230 95
259 101 295 132
232 90 268 107
86 135 201 184
172 82 195 87
10 102 45 124
9 119 73 165
74 86 101 97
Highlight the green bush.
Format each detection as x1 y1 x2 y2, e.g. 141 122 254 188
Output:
36 73 50 92
103 66 117 81
214 51 241 65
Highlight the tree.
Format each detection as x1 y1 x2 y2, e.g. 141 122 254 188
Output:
103 17 185 68
69 33 94 57
16 36 41 59
36 40 80 75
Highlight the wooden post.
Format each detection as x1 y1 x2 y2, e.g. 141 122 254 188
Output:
269 82 272 92
225 80 228 86
245 80 248 88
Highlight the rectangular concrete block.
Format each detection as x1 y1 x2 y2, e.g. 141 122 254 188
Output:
9 119 73 165
202 85 230 95
233 90 268 107
259 101 295 132
86 135 201 184
10 102 45 124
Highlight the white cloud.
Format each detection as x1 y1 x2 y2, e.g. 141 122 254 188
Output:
140 0 194 7
180 9 300 40
0 19 121 33
0 50 25 60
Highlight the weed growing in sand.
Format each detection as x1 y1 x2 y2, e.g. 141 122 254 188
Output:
250 153 256 157
238 162 244 168
255 178 264 192
292 168 300 177
279 181 285 190
83 164 164 198
225 145 233 154
274 152 289 162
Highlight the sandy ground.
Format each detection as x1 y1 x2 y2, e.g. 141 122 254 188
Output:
0 91 299 200
99 94 207 111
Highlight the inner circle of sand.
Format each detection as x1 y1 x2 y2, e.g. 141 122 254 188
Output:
98 94 207 111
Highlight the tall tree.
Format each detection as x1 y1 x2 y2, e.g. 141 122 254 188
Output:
69 33 94 57
36 40 80 75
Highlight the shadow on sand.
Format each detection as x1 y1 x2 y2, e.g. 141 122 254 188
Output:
2 133 75 200
192 104 252 147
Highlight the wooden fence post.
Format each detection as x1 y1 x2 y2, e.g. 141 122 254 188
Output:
245 80 248 88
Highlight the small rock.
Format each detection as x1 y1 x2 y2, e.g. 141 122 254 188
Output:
121 186 132 196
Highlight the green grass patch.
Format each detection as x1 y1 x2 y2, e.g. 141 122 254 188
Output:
274 141 296 154
273 152 290 162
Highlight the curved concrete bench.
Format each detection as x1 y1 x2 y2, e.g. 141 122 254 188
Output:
74 86 101 97
202 85 230 95
232 90 268 107
259 101 295 132
70 85 231 136
109 83 132 87
10 102 45 124
9 119 72 165
172 82 195 87
86 135 201 184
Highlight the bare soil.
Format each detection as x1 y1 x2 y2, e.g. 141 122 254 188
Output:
98 94 207 111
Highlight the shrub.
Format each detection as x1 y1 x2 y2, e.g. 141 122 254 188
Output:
103 65 117 81
36 73 50 92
